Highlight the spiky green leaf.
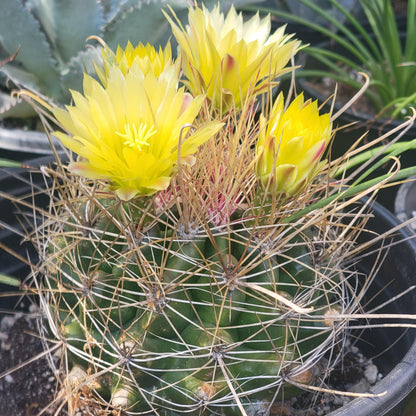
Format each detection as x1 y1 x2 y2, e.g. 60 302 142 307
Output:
0 0 60 98
101 0 190 23
104 1 178 49
59 47 103 97
99 0 121 22
0 63 43 94
29 0 105 63
0 91 36 120
207 0 265 10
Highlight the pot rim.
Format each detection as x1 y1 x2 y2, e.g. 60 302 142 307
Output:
0 126 62 154
394 176 416 224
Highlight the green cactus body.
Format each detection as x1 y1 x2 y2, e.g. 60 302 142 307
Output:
40 192 345 415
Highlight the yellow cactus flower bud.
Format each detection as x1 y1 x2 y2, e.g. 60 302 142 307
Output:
53 65 223 200
96 41 179 86
255 92 332 197
165 4 301 111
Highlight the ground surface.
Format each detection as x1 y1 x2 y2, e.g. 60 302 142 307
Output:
0 302 62 416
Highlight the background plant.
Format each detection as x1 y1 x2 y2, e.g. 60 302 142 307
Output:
0 0 262 120
250 0 416 120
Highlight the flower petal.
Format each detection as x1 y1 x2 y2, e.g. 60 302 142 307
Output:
256 93 332 197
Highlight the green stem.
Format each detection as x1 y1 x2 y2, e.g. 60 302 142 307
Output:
333 140 416 178
0 159 22 168
284 166 416 224
0 273 20 287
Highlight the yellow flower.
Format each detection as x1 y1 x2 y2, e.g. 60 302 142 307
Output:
165 4 301 110
255 92 332 197
95 40 179 86
53 65 223 200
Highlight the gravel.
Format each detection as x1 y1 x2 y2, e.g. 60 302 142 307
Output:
0 302 65 416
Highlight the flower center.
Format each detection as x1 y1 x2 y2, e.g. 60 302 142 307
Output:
117 123 157 151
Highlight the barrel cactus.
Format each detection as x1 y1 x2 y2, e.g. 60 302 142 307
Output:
27 4 386 415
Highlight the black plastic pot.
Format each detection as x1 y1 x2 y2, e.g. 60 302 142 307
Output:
301 77 416 158
395 176 416 235
0 160 415 415
328 202 416 416
0 155 53 309
0 126 61 157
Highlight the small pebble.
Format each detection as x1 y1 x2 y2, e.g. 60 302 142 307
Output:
364 363 379 384
5 374 14 384
349 379 370 394
29 303 38 313
1 341 11 351
0 316 15 331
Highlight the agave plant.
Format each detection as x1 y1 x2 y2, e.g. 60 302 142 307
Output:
9 3 416 416
0 0 262 120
